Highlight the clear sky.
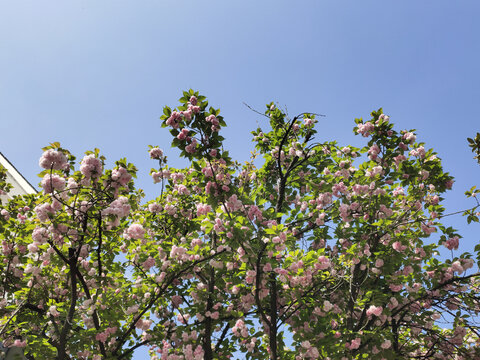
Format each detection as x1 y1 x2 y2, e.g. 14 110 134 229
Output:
1 1 480 358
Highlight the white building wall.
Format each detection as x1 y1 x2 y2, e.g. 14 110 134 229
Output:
0 153 37 202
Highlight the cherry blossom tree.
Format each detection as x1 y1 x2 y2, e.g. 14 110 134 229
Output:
1 90 479 359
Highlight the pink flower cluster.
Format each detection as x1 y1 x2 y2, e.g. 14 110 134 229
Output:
148 202 162 213
135 318 153 331
151 170 170 184
357 122 374 137
125 223 145 239
32 227 49 244
444 236 459 250
80 155 103 180
177 128 190 141
111 167 132 187
301 341 320 358
303 118 315 127
403 131 416 144
185 139 198 154
149 147 163 159
225 194 243 212
39 149 68 170
13 339 27 348
205 115 220 132
232 319 248 337
196 203 212 216
366 305 383 317
345 337 361 350
142 256 156 270
126 305 139 315
247 205 263 221
102 197 131 218
34 203 55 222
41 174 65 194
1 209 10 220
95 327 117 343
166 111 182 129
315 256 331 270
410 146 426 158
368 144 380 160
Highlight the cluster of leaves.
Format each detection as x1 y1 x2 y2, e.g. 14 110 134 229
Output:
0 90 480 360
468 132 480 164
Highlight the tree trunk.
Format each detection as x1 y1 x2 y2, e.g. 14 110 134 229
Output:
269 274 278 360
203 266 215 360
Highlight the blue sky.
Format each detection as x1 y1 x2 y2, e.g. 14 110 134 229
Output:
1 1 480 358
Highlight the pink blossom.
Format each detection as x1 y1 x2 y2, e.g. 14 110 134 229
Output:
206 115 219 126
247 205 263 221
445 179 454 189
152 170 169 183
102 197 131 218
323 300 334 312
381 340 391 349
41 174 66 194
166 111 181 129
172 295 183 308
182 109 193 121
49 305 60 317
112 167 132 186
462 258 474 271
304 118 314 127
349 338 361 350
444 236 459 250
419 170 429 180
32 227 49 243
316 256 331 270
39 149 68 170
368 144 380 160
27 243 39 253
366 305 383 317
389 284 403 292
392 241 407 252
136 318 153 331
375 259 384 267
142 256 156 270
126 223 145 239
177 128 190 141
379 114 390 122
369 165 383 177
96 332 108 343
126 305 139 315
67 177 79 194
421 221 436 234
149 147 163 159
357 122 374 137
148 202 162 213
225 194 243 212
185 139 198 154
451 261 464 274
393 155 406 166
34 203 55 222
176 184 190 195
80 154 103 179
196 203 212 216
1 209 10 220
409 146 426 158
403 131 416 144
13 339 27 348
